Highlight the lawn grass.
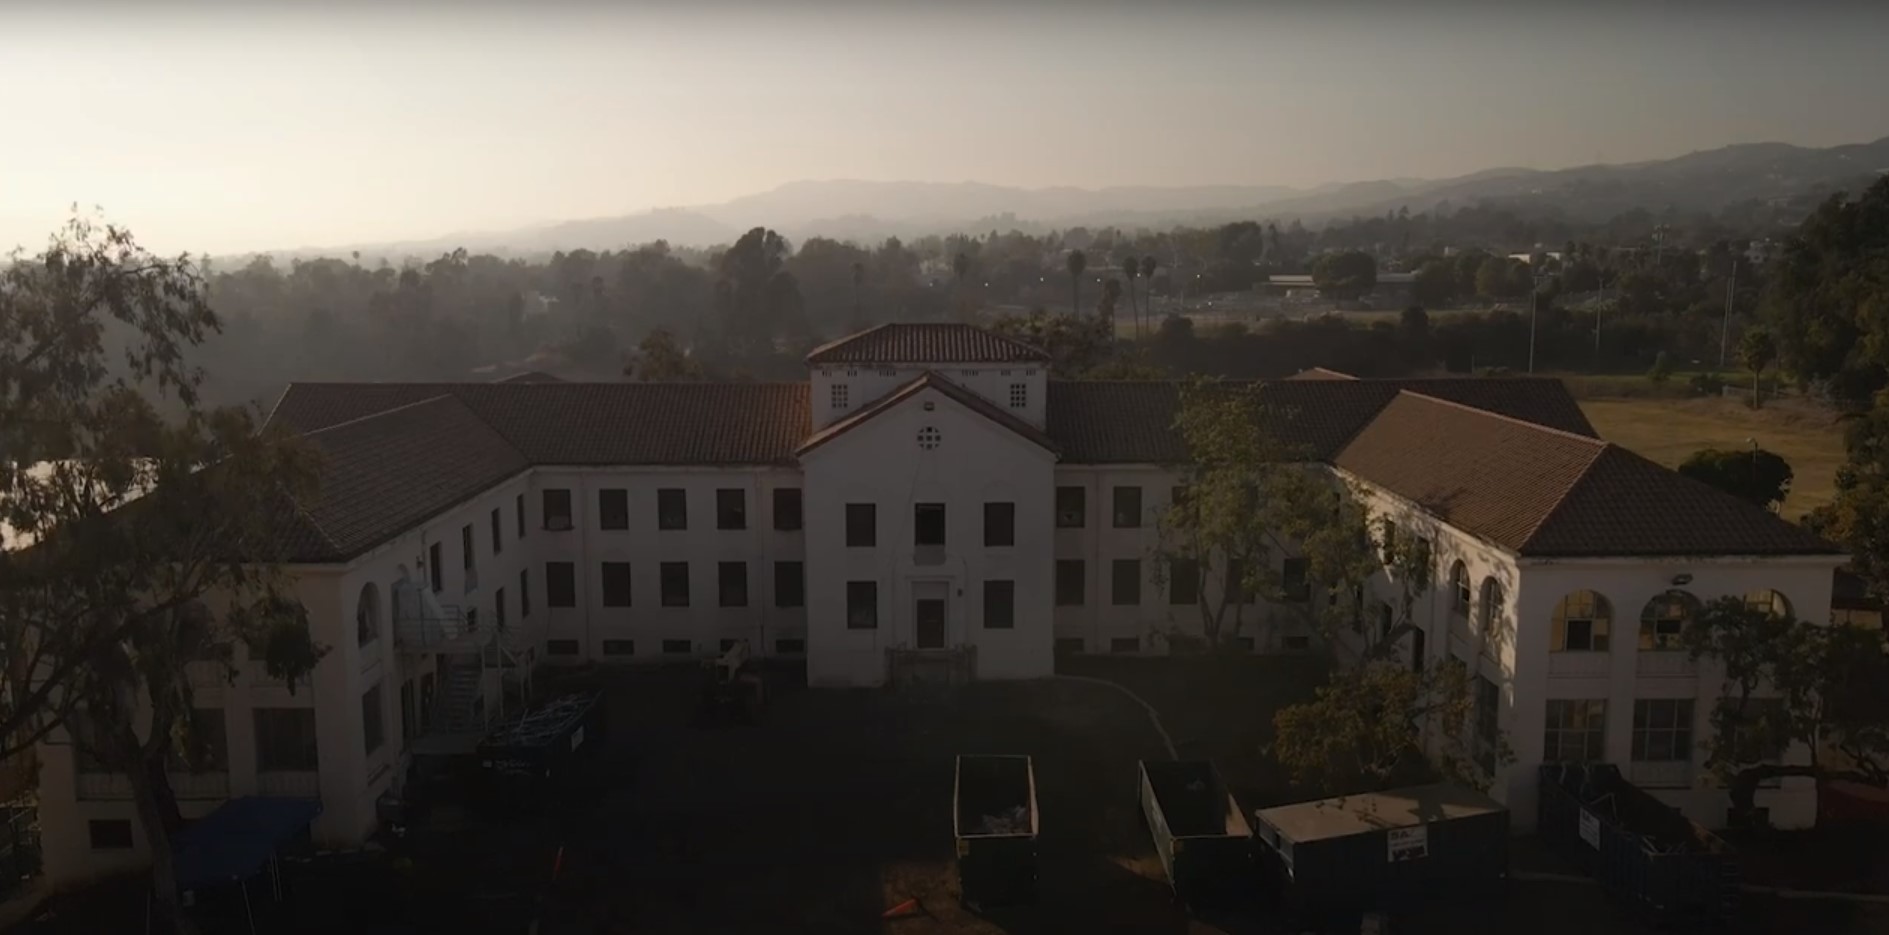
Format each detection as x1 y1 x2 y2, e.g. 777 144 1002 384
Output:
1578 395 1848 519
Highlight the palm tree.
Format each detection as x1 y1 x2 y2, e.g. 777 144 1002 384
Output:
1066 249 1088 317
1119 256 1140 337
1740 327 1777 410
953 252 972 319
1140 255 1158 330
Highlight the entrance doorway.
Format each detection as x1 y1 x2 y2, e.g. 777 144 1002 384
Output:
916 597 947 649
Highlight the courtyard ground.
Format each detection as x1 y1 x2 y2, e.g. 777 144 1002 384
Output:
13 658 1889 934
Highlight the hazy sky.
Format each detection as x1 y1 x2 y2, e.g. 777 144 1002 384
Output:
3 0 1886 255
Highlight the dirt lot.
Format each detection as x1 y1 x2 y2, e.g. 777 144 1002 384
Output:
17 658 1889 934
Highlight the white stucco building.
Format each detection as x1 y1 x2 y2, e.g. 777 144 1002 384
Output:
35 322 1843 888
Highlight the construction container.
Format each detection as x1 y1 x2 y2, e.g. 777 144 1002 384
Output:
476 691 606 804
1252 782 1508 920
953 754 1039 909
1537 764 1738 928
1138 760 1254 908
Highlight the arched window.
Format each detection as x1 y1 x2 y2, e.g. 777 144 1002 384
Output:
1449 562 1471 616
1552 590 1613 652
1744 589 1792 620
1639 590 1699 651
1477 577 1504 634
356 582 381 647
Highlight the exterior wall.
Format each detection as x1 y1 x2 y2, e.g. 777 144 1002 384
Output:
531 466 806 661
810 365 1047 431
801 384 1056 686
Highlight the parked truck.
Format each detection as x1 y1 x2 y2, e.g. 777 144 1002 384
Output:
953 754 1039 909
1137 760 1254 908
1252 782 1508 926
1537 764 1739 929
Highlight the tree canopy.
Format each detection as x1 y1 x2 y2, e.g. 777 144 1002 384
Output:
1678 447 1794 511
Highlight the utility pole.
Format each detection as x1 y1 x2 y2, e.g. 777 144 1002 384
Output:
1720 260 1738 370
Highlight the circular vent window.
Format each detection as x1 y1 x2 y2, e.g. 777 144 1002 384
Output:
917 426 942 450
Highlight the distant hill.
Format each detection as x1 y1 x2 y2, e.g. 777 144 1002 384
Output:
255 134 1889 259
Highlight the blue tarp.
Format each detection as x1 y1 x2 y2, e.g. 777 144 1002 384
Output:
172 796 322 892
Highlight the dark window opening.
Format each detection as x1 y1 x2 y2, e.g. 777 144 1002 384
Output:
983 502 1014 547
719 561 749 607
599 489 629 530
543 489 573 531
847 581 878 629
1112 486 1142 528
1169 559 1200 605
602 640 635 656
1055 560 1085 607
984 580 1015 629
846 503 876 547
547 639 581 656
601 562 632 607
716 488 747 530
914 503 946 546
658 488 688 530
775 561 804 608
773 488 803 531
1055 486 1085 528
546 562 576 608
1111 559 1141 606
661 562 691 607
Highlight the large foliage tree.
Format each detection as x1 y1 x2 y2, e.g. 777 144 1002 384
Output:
1683 597 1889 825
0 217 325 930
1764 176 1889 404
1310 250 1378 302
1678 447 1794 511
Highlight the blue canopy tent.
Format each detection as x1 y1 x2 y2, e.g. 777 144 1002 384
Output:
166 797 321 934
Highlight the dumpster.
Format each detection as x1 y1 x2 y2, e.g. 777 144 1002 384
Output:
1138 760 1253 908
1252 782 1507 921
1537 763 1738 929
953 754 1038 908
476 692 605 805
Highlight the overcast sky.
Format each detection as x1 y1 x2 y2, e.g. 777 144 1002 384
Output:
3 0 1885 255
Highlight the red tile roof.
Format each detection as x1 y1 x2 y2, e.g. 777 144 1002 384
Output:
1334 392 1837 557
805 323 1050 365
797 372 1058 458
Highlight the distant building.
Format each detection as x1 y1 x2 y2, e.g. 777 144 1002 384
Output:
1266 272 1416 306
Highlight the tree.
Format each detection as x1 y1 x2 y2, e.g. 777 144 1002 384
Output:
952 251 972 319
987 310 1117 376
0 218 325 931
1273 657 1497 792
1119 256 1140 337
1098 278 1122 328
1065 250 1087 317
1413 259 1457 308
1740 327 1777 409
1678 447 1794 511
1683 597 1889 826
1647 350 1675 384
1763 177 1889 404
1309 250 1377 302
626 328 707 381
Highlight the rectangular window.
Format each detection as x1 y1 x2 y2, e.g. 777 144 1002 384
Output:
515 493 525 540
362 684 384 756
983 502 1015 547
1055 486 1085 528
254 708 319 772
846 503 876 547
1056 637 1085 655
1169 559 1200 605
1631 699 1696 763
654 488 687 530
89 819 133 850
546 639 581 656
983 580 1015 629
491 507 503 554
543 489 573 530
1282 558 1311 602
774 561 804 608
1111 559 1141 606
495 586 506 629
719 561 749 607
428 542 442 592
773 488 803 531
519 568 531 618
599 489 629 530
1380 518 1397 564
602 640 635 656
167 707 228 774
461 524 474 571
1055 560 1086 607
400 681 416 749
1112 486 1142 528
545 562 576 607
1110 637 1139 653
847 581 878 629
830 382 850 411
1226 559 1247 605
661 562 691 607
775 638 806 654
1543 699 1608 762
601 562 632 607
717 488 747 530
663 639 694 655
914 503 946 546
1283 635 1311 651
1008 382 1028 409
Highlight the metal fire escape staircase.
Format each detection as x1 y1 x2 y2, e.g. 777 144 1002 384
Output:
392 580 532 754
